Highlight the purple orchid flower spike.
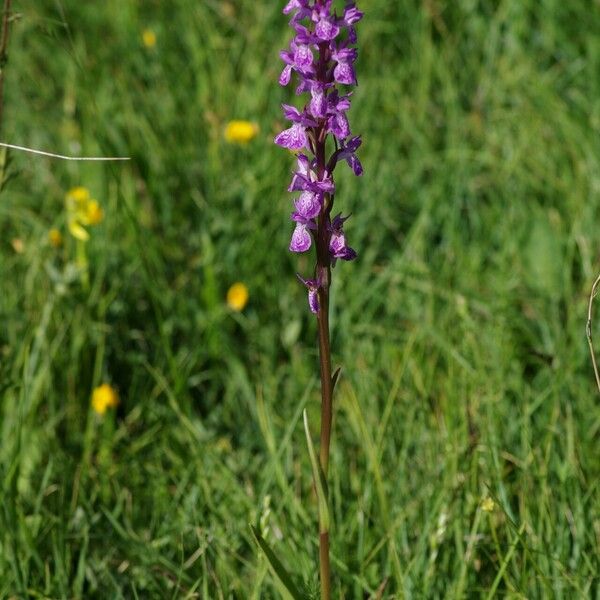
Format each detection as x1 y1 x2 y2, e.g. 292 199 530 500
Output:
274 0 363 278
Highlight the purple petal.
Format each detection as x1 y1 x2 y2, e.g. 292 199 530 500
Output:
334 62 357 85
343 6 364 25
283 0 300 14
315 18 340 41
288 154 312 190
289 223 312 252
310 86 327 119
330 231 357 261
314 177 335 193
296 272 322 312
345 135 362 153
279 64 292 86
292 212 318 228
348 155 363 176
293 44 313 71
334 48 358 63
292 24 313 44
331 213 349 230
338 137 363 175
343 247 357 260
274 123 307 150
308 288 319 313
283 0 310 15
282 104 302 122
296 78 312 95
328 112 350 139
332 96 351 113
294 191 321 219
335 246 357 261
296 154 311 175
298 112 318 128
280 49 293 64
296 273 318 288
288 172 309 192
329 231 346 255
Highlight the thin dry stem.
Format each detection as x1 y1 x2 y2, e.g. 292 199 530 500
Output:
0 142 130 161
586 273 600 394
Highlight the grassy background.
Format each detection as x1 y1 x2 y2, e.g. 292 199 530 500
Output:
1 0 599 597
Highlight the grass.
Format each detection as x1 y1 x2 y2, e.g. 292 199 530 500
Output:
1 0 599 597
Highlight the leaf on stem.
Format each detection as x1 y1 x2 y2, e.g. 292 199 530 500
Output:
303 409 330 533
331 367 341 393
250 525 306 600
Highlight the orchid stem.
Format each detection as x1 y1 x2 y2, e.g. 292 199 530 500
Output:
317 285 332 477
316 276 332 600
316 92 333 599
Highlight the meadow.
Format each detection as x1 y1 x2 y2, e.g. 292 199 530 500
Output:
0 0 599 597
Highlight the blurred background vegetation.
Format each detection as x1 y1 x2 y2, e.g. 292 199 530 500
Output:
0 0 599 597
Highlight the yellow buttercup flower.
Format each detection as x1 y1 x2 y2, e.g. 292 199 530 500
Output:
66 186 103 241
227 282 249 311
91 383 119 416
68 219 90 241
86 200 104 225
224 120 259 144
68 186 90 204
48 228 63 248
481 497 496 513
142 29 157 48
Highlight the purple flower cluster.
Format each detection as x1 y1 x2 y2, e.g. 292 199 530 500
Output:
275 0 363 313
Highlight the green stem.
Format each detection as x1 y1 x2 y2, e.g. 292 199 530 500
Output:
319 531 331 600
76 239 89 289
317 272 332 473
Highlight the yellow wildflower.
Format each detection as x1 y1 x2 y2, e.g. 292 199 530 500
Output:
481 497 496 513
68 186 90 204
142 29 157 48
68 220 90 241
11 238 24 254
65 186 103 241
91 383 119 416
227 282 249 311
224 120 259 144
48 228 63 248
215 436 232 453
221 2 235 18
86 200 104 225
